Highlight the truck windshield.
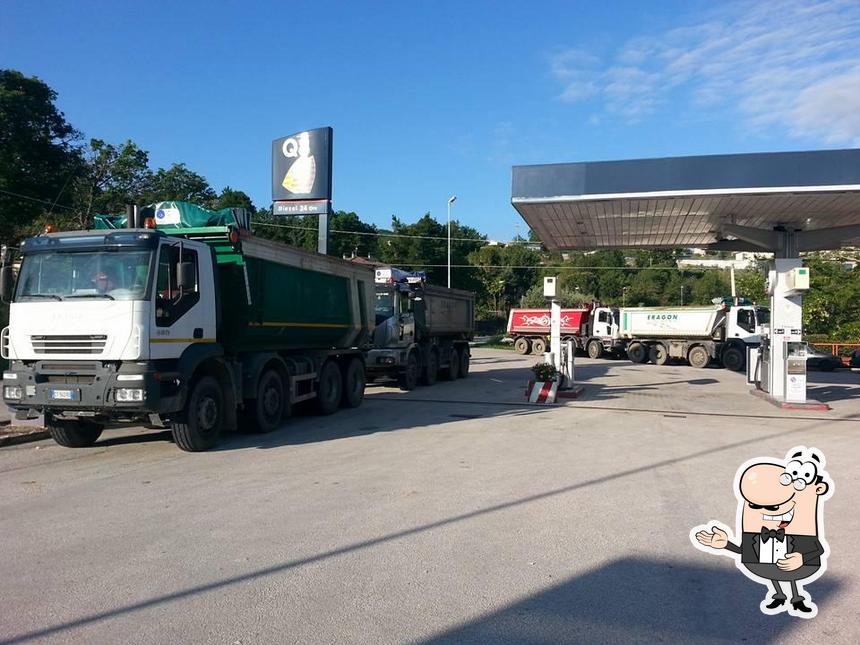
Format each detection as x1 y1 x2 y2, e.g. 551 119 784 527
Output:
15 250 153 301
375 289 394 325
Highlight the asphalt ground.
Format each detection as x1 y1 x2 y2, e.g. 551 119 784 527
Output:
1 349 858 644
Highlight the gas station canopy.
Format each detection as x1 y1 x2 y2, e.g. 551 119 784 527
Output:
511 148 860 252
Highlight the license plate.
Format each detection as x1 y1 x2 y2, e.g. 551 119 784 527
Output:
50 389 78 401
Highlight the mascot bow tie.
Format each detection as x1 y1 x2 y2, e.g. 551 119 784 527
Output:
760 527 786 543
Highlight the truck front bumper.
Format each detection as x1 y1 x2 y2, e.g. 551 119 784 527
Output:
2 360 184 422
365 349 408 372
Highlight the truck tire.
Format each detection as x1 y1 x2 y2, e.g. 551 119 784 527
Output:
514 337 531 355
420 349 439 386
315 360 343 414
688 346 710 369
442 347 460 380
171 376 223 452
242 369 286 434
531 338 547 356
341 357 365 408
649 344 669 366
627 342 647 363
399 351 420 390
458 347 470 378
587 339 603 360
722 345 745 372
47 418 103 448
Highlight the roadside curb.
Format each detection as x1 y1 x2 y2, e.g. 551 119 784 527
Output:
0 427 49 447
749 388 831 411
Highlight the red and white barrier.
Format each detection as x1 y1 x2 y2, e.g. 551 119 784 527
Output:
527 380 558 404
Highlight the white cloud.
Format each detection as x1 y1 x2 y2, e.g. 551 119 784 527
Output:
549 0 860 143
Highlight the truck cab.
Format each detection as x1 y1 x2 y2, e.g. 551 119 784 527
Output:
584 306 623 358
2 229 217 431
726 304 768 345
372 268 419 352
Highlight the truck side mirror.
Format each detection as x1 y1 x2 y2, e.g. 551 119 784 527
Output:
0 266 15 303
176 262 195 290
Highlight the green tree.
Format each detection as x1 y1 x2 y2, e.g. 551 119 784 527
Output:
555 250 628 302
0 69 82 242
734 266 767 303
328 211 379 259
378 213 484 288
144 163 216 205
251 212 316 251
72 138 151 228
625 267 671 306
468 243 541 315
690 269 731 305
630 249 681 268
803 259 860 336
521 284 595 308
214 186 255 211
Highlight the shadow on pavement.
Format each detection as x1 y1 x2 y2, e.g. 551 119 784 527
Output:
97 430 174 447
89 356 860 451
420 557 842 644
0 421 827 644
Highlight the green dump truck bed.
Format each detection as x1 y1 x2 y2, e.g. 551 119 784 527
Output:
174 227 375 354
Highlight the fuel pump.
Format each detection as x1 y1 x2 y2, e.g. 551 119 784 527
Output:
758 261 810 403
784 341 808 401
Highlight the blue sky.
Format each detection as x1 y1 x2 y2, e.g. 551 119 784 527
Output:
3 0 859 240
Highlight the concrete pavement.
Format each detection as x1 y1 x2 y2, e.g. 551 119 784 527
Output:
1 349 858 644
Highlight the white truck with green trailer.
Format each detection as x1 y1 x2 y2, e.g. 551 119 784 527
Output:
1 203 375 451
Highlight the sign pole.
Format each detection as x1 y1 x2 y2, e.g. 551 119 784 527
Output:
318 213 329 255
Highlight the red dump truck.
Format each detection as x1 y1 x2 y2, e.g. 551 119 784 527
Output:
506 306 593 355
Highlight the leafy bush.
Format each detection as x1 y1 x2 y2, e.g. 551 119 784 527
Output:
531 362 559 381
521 284 595 308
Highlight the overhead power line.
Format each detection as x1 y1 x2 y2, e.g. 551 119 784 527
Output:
252 219 533 245
372 263 726 271
0 188 77 211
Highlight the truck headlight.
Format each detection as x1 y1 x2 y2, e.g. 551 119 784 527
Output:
3 372 17 380
115 388 144 402
4 385 22 400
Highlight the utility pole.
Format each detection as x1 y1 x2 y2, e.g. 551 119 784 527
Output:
447 195 457 288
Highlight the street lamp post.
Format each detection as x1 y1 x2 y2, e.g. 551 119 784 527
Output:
447 195 457 288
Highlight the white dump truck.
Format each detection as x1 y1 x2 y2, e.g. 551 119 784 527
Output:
585 301 769 370
1 205 375 451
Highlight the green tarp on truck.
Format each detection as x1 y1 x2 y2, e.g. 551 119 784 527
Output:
93 201 248 230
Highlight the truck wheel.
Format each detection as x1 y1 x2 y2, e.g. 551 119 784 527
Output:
171 376 223 452
722 345 745 372
514 337 531 355
442 347 460 380
587 339 603 360
420 349 438 386
649 344 669 366
627 342 647 363
47 418 103 448
315 360 343 414
398 352 420 390
531 338 547 355
458 347 470 378
688 346 710 369
341 357 365 408
243 369 285 434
